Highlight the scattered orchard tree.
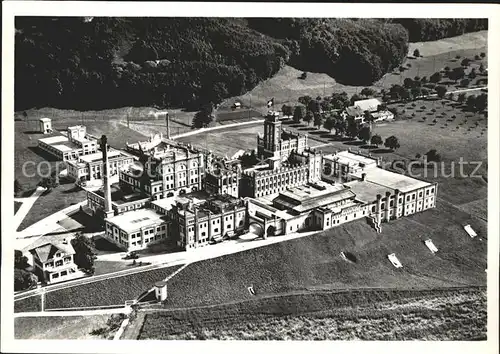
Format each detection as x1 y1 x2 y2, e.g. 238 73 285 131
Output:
293 105 306 123
323 116 335 133
298 95 312 106
281 104 293 117
461 58 471 67
425 149 442 162
460 78 470 87
371 134 383 147
430 72 442 84
384 135 400 151
300 72 308 80
360 87 375 97
435 85 447 99
191 104 214 129
313 112 324 130
357 126 372 144
480 52 486 59
303 110 313 126
413 49 420 57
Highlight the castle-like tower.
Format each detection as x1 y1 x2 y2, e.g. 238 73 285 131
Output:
257 111 308 164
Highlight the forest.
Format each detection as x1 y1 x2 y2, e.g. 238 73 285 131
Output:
15 17 487 111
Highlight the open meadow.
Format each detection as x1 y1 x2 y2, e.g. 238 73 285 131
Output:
14 314 122 340
137 287 486 340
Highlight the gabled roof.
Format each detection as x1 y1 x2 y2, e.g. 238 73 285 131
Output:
29 241 75 263
354 98 382 112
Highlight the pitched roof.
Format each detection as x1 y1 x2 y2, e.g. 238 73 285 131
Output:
354 98 382 112
29 241 75 262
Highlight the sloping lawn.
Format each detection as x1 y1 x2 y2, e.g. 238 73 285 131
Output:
17 184 87 232
44 265 183 310
14 295 42 313
163 202 486 309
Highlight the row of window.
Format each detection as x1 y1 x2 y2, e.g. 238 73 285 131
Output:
51 268 76 279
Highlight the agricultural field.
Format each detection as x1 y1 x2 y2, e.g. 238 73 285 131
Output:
162 199 485 310
138 287 486 340
218 31 487 113
43 265 182 310
14 295 42 313
14 314 121 340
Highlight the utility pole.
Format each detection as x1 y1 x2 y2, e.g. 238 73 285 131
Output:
127 113 130 128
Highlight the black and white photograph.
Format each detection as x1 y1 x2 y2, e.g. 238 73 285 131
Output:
1 2 499 352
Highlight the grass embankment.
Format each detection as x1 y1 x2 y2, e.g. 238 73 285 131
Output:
163 200 485 310
44 265 182 310
14 295 42 313
138 287 486 340
14 201 22 214
14 314 124 340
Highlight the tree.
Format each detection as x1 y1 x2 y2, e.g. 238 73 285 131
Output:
191 105 214 129
466 95 477 111
298 95 312 107
300 72 307 80
448 67 465 83
468 68 477 80
436 85 447 99
371 134 383 147
479 63 486 74
14 268 38 291
333 116 347 136
425 149 441 162
71 234 96 274
461 58 471 67
460 78 470 87
398 66 405 74
403 78 414 89
480 52 486 59
357 125 372 144
346 118 360 139
384 135 400 151
303 110 313 126
429 72 442 84
15 250 29 269
447 92 454 101
14 179 23 197
39 172 59 192
323 116 335 133
458 93 466 103
281 104 293 117
308 99 321 113
413 49 420 57
313 112 324 130
293 105 305 123
360 87 375 97
475 93 487 112
350 94 362 106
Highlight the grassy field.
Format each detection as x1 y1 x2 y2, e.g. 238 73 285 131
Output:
162 199 485 310
17 184 87 232
14 201 22 214
14 295 42 313
176 123 323 157
138 287 486 340
14 314 119 340
44 265 182 310
217 31 487 113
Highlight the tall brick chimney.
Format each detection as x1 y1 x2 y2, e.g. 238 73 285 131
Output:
100 135 114 218
165 112 171 139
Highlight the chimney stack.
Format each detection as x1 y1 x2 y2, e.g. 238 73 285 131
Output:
100 135 114 218
165 112 171 140
361 173 366 181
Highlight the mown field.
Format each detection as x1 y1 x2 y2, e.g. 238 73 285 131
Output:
138 287 486 340
43 265 182 310
15 314 118 340
162 200 486 310
14 295 42 313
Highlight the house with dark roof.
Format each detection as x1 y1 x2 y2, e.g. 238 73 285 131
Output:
28 238 82 284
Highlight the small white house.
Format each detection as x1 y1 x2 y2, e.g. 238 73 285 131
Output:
232 102 242 109
39 118 53 134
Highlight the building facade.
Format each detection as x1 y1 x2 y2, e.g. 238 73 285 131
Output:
121 136 205 200
66 149 135 183
39 118 52 134
257 111 308 162
166 194 247 250
29 239 81 284
104 209 170 251
37 125 98 161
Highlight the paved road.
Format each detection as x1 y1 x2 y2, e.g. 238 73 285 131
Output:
171 119 264 140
